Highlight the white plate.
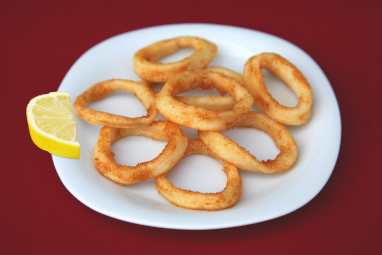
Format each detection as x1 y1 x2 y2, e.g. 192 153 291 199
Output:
54 23 341 230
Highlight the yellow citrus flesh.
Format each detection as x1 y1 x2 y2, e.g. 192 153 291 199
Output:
26 92 80 159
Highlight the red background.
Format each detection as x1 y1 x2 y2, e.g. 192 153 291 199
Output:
1 0 381 254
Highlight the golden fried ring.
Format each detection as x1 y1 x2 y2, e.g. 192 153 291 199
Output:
243 53 313 125
133 36 217 83
175 66 241 110
198 111 298 173
155 70 254 131
73 79 158 128
155 139 243 211
93 121 188 185
176 96 236 111
141 66 240 110
203 66 244 96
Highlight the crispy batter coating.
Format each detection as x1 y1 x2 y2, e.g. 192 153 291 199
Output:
175 66 242 110
198 111 298 173
243 53 313 125
93 121 188 185
155 70 254 131
142 66 242 110
73 79 158 128
133 36 217 83
155 139 243 211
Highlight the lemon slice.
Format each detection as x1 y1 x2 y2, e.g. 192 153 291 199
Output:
27 92 80 159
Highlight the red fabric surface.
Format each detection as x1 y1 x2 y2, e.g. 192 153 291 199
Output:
1 0 381 254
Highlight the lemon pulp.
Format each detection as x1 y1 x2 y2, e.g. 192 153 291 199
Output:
27 92 80 159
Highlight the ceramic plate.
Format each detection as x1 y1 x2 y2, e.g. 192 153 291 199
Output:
54 23 341 230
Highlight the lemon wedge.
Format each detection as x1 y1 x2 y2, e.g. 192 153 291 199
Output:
27 92 80 159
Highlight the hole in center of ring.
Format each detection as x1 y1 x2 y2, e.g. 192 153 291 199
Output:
88 90 148 118
158 47 196 64
166 154 227 193
220 127 280 162
111 136 168 167
263 70 298 107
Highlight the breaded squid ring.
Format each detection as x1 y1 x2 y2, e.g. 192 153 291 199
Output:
93 121 188 185
203 66 244 96
133 36 218 83
176 96 236 111
155 70 254 131
141 66 240 110
73 79 158 128
175 66 241 110
243 53 313 125
155 139 243 211
198 111 298 173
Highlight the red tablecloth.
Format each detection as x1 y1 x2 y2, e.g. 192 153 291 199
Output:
1 0 381 254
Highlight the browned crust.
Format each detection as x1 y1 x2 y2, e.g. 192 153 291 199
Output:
93 121 188 185
133 36 218 83
198 111 298 173
155 139 243 211
155 70 254 131
73 79 158 128
243 53 313 125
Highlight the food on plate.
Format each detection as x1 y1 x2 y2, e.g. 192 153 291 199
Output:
26 92 80 159
142 66 241 110
176 95 236 110
243 53 313 125
203 66 244 96
133 36 217 83
68 36 313 210
93 121 188 185
198 111 298 173
155 70 254 131
205 66 244 85
155 139 243 210
175 66 241 110
73 79 158 128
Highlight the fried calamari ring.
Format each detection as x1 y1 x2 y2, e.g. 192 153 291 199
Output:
243 53 313 125
155 139 243 211
176 96 236 110
73 79 158 128
133 36 217 83
141 66 240 110
198 111 298 173
93 121 188 185
155 70 254 131
203 66 244 96
174 66 242 110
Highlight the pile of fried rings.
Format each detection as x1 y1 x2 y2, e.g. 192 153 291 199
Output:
73 36 313 211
